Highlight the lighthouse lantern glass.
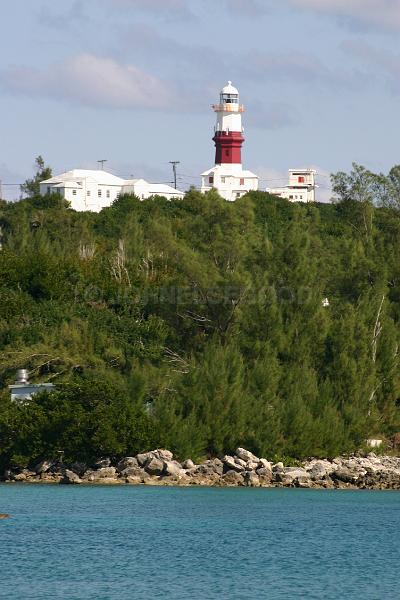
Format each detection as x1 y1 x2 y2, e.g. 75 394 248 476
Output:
220 93 239 104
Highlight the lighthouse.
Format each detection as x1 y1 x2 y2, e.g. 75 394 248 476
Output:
201 82 258 201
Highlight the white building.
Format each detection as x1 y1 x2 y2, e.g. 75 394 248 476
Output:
201 82 258 201
122 179 184 201
40 169 184 212
9 370 55 403
266 169 317 203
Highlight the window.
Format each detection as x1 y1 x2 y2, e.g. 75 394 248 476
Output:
87 190 91 197
298 176 305 183
106 190 110 198
236 192 241 198
221 177 225 183
240 178 244 185
47 186 50 194
209 176 214 184
289 195 294 199
72 190 77 195
300 195 303 200
225 149 230 157
98 190 102 197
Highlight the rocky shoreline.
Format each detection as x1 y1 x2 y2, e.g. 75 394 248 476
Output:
2 448 400 490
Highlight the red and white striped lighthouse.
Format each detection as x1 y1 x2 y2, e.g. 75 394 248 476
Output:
212 81 244 165
201 82 258 201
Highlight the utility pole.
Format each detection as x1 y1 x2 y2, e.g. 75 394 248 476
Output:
97 159 107 170
169 161 180 189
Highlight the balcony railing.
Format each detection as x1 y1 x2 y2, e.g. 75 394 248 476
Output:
212 103 245 113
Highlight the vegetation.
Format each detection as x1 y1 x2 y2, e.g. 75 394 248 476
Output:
1 162 400 468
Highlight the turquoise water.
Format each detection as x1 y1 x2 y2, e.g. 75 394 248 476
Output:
0 485 399 599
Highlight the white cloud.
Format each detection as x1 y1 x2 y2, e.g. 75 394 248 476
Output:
0 54 174 110
287 0 400 32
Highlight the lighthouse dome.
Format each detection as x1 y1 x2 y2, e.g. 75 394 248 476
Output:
221 81 238 95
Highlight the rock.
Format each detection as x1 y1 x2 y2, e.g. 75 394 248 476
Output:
0 514 10 519
182 459 195 469
332 467 359 483
117 457 139 472
136 452 152 466
69 462 87 476
163 461 183 477
195 459 224 476
144 457 164 476
235 448 260 463
256 467 273 482
234 457 247 468
34 460 52 474
14 473 27 481
61 470 82 485
222 456 245 473
221 470 245 486
276 468 311 487
94 458 111 468
83 467 117 481
154 449 174 462
126 476 143 485
306 460 334 480
120 466 145 478
272 462 284 472
244 471 260 487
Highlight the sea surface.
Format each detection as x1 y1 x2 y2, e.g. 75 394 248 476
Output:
0 485 399 600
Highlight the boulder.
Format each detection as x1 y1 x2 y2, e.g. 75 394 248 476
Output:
163 461 183 477
61 470 82 485
94 458 111 468
69 462 87 476
14 472 27 482
0 514 10 519
272 462 284 472
221 470 245 486
34 460 52 474
195 459 224 476
333 467 359 483
222 456 245 473
120 466 145 478
235 448 259 463
83 467 117 481
234 457 247 468
243 471 260 487
136 452 153 466
277 469 311 487
126 476 143 485
256 467 272 483
182 459 195 469
154 449 174 462
144 457 164 476
117 457 139 472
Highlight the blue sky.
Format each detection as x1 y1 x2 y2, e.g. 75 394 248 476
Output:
1 0 400 200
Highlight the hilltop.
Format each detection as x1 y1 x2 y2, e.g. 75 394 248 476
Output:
0 187 400 469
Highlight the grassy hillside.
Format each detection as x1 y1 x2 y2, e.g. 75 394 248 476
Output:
1 189 399 467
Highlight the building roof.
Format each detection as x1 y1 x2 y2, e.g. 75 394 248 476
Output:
41 169 126 186
201 165 258 179
123 179 184 197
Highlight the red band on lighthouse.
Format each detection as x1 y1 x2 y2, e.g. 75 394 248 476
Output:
213 131 244 165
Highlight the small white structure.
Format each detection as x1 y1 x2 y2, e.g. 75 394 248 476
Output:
9 370 55 403
266 169 317 203
201 165 259 201
40 169 184 212
122 179 184 200
201 82 259 201
366 438 383 448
